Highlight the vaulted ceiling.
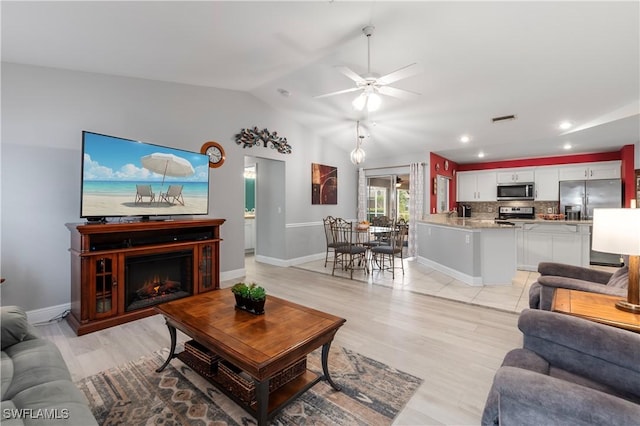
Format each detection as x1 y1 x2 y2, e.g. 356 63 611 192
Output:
2 1 638 164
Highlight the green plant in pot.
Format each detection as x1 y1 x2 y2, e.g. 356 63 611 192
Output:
248 285 267 314
231 282 249 308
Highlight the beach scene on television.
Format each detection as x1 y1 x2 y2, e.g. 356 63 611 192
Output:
81 132 210 218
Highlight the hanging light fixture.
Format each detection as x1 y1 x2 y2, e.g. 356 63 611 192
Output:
350 121 366 165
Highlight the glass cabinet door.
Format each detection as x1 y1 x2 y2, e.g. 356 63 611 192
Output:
94 256 116 317
198 244 215 292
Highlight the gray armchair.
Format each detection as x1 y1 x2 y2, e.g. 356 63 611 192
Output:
482 309 640 425
529 262 628 310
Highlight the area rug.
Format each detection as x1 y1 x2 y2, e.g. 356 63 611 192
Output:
76 345 422 425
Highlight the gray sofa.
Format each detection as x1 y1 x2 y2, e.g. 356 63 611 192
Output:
1 306 97 425
529 262 628 310
482 309 640 425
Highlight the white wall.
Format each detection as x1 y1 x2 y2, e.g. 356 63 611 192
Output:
1 63 357 311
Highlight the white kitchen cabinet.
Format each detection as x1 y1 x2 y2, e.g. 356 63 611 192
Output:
558 161 621 181
457 171 497 201
496 169 534 184
517 222 590 271
534 166 559 200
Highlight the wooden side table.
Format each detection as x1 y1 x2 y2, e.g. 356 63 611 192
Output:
552 288 640 333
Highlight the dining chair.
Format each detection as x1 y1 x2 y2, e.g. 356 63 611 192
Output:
370 221 407 279
332 220 368 279
322 216 346 267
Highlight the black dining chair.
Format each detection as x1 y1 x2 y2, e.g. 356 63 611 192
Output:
331 220 369 279
370 221 407 279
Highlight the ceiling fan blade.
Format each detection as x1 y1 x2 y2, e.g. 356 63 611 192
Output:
314 87 362 99
337 66 366 84
377 63 420 86
378 85 421 99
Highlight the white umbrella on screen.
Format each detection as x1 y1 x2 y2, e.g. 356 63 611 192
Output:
141 153 194 197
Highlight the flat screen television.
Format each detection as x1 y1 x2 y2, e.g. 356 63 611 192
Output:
81 131 210 221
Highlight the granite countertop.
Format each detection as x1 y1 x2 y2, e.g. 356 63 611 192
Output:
421 215 593 229
507 218 593 225
422 216 515 229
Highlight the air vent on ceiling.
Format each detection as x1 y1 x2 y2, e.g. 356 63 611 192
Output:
491 114 517 123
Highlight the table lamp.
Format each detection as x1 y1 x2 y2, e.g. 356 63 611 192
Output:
592 208 640 313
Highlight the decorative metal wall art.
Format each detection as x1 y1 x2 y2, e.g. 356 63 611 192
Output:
235 127 292 154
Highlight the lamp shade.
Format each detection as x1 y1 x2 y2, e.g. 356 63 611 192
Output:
592 208 640 255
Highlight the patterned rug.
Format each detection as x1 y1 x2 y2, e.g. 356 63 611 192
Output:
76 345 422 425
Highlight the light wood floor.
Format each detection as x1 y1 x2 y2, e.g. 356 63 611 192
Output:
36 256 524 425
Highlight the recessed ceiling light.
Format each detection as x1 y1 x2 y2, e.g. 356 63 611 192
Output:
563 143 572 150
478 152 485 158
559 121 572 130
460 135 470 143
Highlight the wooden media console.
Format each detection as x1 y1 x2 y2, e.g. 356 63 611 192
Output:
66 219 225 335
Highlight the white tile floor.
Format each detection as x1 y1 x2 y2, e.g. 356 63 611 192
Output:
293 257 540 313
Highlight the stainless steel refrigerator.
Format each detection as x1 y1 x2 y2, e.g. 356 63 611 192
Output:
559 179 622 266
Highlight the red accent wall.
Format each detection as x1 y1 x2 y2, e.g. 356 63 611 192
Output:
457 151 621 171
437 145 635 207
430 153 459 213
621 145 636 207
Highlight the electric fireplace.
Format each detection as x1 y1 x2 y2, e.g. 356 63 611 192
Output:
125 250 193 312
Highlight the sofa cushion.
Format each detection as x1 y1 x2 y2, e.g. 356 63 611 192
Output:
0 400 24 426
607 266 629 288
8 380 97 426
1 307 39 351
502 348 550 375
1 352 14 400
2 339 71 401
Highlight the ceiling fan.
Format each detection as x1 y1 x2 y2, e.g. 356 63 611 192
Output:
315 26 421 112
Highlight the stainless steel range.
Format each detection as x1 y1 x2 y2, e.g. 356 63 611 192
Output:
496 206 535 224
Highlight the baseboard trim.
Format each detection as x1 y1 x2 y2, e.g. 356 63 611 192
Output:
254 252 325 268
221 268 245 283
26 303 71 325
417 256 483 286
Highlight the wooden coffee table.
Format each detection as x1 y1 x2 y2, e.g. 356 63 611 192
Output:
154 290 346 425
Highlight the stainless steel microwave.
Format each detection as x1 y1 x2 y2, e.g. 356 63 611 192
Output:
497 182 535 200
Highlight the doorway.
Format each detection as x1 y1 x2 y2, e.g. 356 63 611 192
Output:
366 173 409 221
244 155 286 262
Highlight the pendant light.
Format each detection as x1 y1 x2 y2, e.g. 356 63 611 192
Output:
350 121 366 165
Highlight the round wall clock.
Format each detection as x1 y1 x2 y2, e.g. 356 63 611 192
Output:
201 141 226 168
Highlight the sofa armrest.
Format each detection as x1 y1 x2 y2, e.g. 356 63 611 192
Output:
483 367 640 426
537 262 612 283
536 275 626 295
518 309 640 397
1 306 39 351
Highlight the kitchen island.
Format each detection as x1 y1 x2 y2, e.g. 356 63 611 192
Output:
510 219 592 271
416 216 517 286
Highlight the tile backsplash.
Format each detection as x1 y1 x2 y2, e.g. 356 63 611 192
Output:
458 201 559 219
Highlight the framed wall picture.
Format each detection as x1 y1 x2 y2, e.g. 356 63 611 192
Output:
311 163 337 205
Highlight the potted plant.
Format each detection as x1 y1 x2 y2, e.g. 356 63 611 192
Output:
231 282 266 314
231 282 249 308
248 284 267 314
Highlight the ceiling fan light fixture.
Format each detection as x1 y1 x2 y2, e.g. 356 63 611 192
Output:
367 92 382 111
352 93 367 111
